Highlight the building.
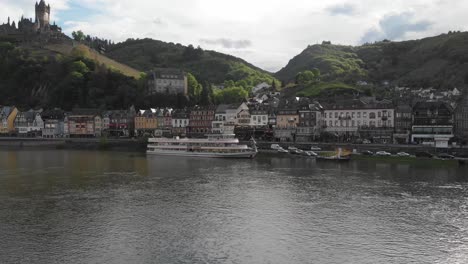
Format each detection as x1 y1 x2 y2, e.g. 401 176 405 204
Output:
0 106 18 135
252 82 272 95
188 106 216 137
412 101 454 148
323 99 394 143
455 89 468 144
212 103 249 134
134 109 158 136
41 109 65 138
250 108 269 128
393 104 413 144
65 109 102 138
274 109 299 142
14 109 44 137
147 68 188 95
296 104 322 142
212 104 230 134
102 107 136 137
154 108 173 137
171 109 190 136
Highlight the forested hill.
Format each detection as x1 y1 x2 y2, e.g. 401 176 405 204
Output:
105 38 276 86
276 32 468 89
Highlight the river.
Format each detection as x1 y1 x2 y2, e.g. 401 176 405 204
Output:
0 150 467 264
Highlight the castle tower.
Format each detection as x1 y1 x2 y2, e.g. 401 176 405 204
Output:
35 0 50 30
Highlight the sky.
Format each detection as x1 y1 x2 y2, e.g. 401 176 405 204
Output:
1 0 467 72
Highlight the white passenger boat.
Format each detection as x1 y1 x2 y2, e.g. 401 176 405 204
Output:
147 134 258 159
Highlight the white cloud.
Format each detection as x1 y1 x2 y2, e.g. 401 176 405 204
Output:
2 0 468 72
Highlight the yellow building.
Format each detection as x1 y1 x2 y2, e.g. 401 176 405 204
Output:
134 110 158 136
0 106 18 134
276 109 299 128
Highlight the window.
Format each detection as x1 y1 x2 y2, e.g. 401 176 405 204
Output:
378 112 382 118
369 112 376 119
357 112 361 118
335 112 338 118
329 121 332 127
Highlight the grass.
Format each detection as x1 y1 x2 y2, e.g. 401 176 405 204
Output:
296 81 360 97
45 43 142 79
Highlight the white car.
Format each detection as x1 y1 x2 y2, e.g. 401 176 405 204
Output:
396 152 411 157
277 148 289 154
271 144 281 150
310 146 321 151
376 151 392 156
305 151 318 157
363 139 371 144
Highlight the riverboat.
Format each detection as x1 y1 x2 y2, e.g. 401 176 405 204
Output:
147 134 257 159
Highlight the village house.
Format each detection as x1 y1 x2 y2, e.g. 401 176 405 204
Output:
188 106 216 137
102 107 136 137
393 104 413 144
64 109 102 138
323 99 395 143
154 108 173 137
411 101 454 148
252 82 272 95
455 89 468 144
14 109 44 137
134 109 158 137
147 68 188 95
296 103 322 142
41 109 65 138
0 106 18 136
171 109 190 137
212 103 249 134
250 108 269 128
274 109 299 142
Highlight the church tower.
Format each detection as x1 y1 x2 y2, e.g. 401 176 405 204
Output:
35 0 50 30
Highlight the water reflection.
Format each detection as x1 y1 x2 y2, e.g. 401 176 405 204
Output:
0 150 467 264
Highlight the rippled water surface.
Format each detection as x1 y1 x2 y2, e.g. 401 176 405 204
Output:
0 150 467 264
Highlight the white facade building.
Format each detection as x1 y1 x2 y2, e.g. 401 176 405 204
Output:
323 107 394 135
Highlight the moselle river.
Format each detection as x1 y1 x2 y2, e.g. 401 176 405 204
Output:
0 150 467 264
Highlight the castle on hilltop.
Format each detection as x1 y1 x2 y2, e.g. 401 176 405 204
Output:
0 0 63 41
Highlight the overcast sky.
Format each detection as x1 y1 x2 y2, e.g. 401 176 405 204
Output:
1 0 467 72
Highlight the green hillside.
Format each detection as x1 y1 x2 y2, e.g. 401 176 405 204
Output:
45 43 142 79
276 32 468 90
105 38 277 87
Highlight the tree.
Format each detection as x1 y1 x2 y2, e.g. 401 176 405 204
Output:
72 30 85 42
187 73 202 102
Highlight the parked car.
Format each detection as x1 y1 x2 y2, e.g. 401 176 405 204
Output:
415 152 434 158
363 139 371 144
437 153 455 160
361 150 374 156
305 151 318 157
376 151 392 156
396 152 411 157
277 148 289 154
271 144 281 150
310 146 321 151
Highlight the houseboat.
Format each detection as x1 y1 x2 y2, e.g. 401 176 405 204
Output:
147 134 257 158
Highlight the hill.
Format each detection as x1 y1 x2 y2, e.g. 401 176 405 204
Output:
45 42 142 79
276 32 468 90
104 38 277 87
0 41 145 110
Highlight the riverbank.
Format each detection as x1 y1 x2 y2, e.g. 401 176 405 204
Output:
2 137 468 158
0 137 147 151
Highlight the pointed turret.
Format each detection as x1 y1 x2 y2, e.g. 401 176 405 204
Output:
7 17 10 25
